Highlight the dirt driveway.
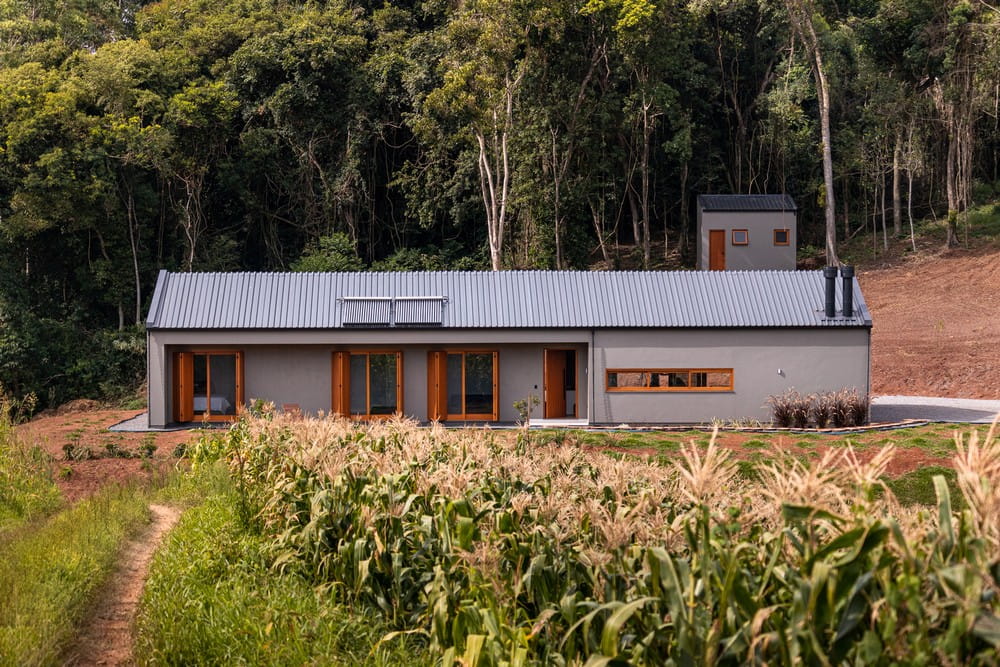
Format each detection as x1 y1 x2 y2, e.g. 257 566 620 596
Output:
871 396 1000 424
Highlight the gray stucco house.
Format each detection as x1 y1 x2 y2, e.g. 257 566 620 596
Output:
697 194 797 270
145 269 870 426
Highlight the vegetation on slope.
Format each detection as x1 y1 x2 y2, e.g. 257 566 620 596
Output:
0 0 998 407
0 416 61 531
838 199 1000 269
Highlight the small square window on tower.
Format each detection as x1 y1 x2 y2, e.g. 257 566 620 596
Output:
731 229 749 245
774 228 790 245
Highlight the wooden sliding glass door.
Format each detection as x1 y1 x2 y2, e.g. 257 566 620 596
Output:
332 351 402 419
174 350 244 422
427 350 498 421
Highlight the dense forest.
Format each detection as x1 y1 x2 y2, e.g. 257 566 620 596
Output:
0 0 998 406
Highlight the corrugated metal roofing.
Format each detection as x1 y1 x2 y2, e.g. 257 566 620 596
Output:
145 270 871 330
698 194 797 212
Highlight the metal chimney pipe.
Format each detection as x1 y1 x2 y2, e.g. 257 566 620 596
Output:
841 265 855 318
823 266 837 318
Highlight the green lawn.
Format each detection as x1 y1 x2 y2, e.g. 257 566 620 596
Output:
527 422 982 506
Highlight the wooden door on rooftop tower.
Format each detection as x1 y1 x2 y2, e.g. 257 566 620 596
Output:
709 229 726 270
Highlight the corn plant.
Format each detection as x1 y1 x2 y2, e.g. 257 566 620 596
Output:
203 412 1000 665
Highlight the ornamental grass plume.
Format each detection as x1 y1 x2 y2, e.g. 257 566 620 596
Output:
842 442 896 499
953 416 1000 556
755 447 850 517
673 427 737 506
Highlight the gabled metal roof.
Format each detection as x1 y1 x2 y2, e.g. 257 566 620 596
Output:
698 194 797 212
145 269 871 330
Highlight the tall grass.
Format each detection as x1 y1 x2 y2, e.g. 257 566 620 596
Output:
197 413 1000 665
0 486 149 665
0 414 61 532
135 464 430 666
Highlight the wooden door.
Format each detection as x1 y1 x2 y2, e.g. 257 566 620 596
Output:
174 352 194 422
709 229 726 270
427 351 447 422
543 349 567 418
331 351 350 416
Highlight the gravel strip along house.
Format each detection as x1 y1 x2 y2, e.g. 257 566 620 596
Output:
144 269 871 426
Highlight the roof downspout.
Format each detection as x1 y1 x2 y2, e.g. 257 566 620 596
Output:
589 329 596 426
145 327 153 424
867 327 872 420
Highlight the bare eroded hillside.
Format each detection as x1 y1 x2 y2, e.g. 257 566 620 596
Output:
859 247 1000 399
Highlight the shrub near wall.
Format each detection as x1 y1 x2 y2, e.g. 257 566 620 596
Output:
205 415 1000 665
768 389 870 428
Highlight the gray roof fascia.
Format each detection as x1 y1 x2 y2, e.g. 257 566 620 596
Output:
144 269 169 329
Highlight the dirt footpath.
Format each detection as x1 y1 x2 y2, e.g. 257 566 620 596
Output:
859 247 1000 400
65 504 181 666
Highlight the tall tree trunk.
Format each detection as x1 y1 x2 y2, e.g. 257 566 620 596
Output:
907 163 916 252
944 111 960 248
172 171 206 271
892 127 902 237
627 189 641 250
880 170 888 251
676 162 688 258
785 0 839 265
546 41 603 270
590 199 612 266
813 32 838 265
640 99 652 268
476 73 521 271
123 178 142 327
552 130 563 269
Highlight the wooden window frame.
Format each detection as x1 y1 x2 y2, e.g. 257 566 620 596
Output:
731 229 749 246
773 228 790 246
443 350 500 421
605 368 734 393
331 350 403 420
173 349 245 423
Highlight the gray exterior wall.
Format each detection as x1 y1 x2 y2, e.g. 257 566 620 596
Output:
696 209 797 270
592 328 869 423
148 329 590 427
148 326 869 427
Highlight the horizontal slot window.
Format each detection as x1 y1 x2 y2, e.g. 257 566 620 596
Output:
606 368 733 392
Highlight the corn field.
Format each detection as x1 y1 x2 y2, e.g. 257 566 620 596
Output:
193 414 1000 665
